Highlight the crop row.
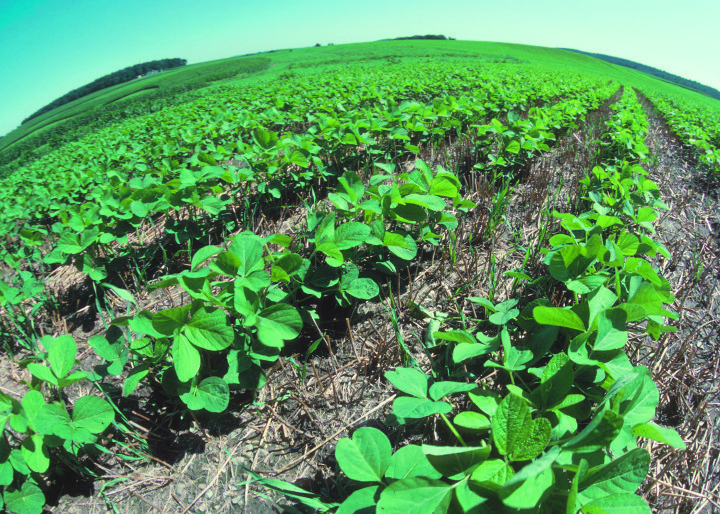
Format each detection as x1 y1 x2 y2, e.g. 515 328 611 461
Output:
254 89 682 512
0 64 617 326
0 64 628 511
641 89 720 175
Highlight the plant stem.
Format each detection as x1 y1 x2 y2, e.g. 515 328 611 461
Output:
440 412 467 447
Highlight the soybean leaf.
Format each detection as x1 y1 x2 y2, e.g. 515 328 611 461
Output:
386 445 442 480
3 481 45 514
72 396 114 433
335 222 371 250
454 411 491 431
632 422 686 449
21 434 49 473
184 307 233 351
256 304 303 347
391 397 452 420
511 418 552 461
47 334 76 379
499 447 560 510
540 353 574 407
428 382 476 401
471 459 515 488
336 427 391 483
468 389 501 417
493 394 532 456
563 409 624 453
191 245 221 270
385 368 429 398
454 481 489 511
579 448 650 501
172 334 200 382
336 486 381 514
376 478 452 514
594 308 628 351
581 493 652 513
193 377 230 413
344 278 379 300
534 306 585 332
422 445 491 479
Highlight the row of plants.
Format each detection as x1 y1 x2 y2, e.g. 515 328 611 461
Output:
640 88 720 175
0 64 618 349
250 88 683 512
0 57 274 177
0 68 623 512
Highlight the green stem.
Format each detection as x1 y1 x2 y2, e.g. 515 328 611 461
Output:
440 412 467 447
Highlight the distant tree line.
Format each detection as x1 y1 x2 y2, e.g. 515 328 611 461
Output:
22 58 188 124
381 35 456 41
563 49 720 101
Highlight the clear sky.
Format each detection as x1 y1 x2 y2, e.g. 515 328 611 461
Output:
1 0 718 136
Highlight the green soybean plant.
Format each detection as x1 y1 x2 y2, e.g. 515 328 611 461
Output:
1 335 115 514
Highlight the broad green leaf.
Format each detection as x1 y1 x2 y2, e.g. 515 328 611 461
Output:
336 486 380 514
454 411 491 431
468 389 501 417
423 445 490 479
594 308 628 351
3 481 45 514
191 245 221 270
632 422 686 449
252 127 278 150
192 377 230 413
72 396 114 433
453 340 499 363
336 427 392 483
152 305 191 336
377 478 452 514
563 409 624 453
184 307 233 350
34 403 70 436
499 446 560 509
391 397 452 420
493 394 531 456
344 278 379 300
384 232 417 261
385 368 429 398
172 334 200 382
511 417 551 461
540 353 574 407
47 334 76 378
534 306 585 332
229 232 264 276
581 493 652 513
386 445 442 480
256 304 303 347
335 222 371 250
21 391 45 432
454 481 489 511
433 330 476 345
27 363 57 386
21 434 49 473
471 458 515 487
123 364 150 397
428 381 476 401
579 448 650 500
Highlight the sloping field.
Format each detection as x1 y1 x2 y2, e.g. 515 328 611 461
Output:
0 40 719 513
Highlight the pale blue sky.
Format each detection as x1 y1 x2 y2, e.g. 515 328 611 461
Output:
1 0 718 136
